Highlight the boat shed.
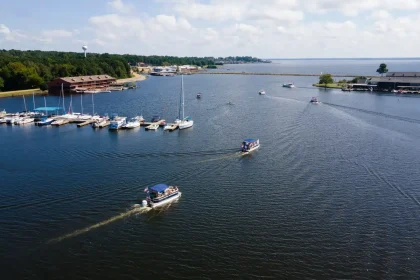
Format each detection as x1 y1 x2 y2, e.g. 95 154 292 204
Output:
48 75 116 95
369 72 420 90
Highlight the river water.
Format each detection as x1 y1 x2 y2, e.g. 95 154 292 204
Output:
1 60 420 279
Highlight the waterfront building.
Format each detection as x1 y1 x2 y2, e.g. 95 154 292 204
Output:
369 72 420 90
48 75 116 95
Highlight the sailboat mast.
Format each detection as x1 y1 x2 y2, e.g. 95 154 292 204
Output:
32 92 36 111
62 83 66 114
69 95 73 114
182 75 184 120
80 95 83 115
22 95 27 112
92 94 94 115
44 96 47 115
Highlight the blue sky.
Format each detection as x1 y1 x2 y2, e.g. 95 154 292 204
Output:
1 0 420 58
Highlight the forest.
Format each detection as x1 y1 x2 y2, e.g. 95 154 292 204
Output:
0 50 262 92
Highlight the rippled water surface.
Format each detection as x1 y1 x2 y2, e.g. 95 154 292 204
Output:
1 62 420 279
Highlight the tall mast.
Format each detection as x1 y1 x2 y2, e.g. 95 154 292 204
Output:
62 83 66 114
32 92 36 111
44 96 47 115
69 95 73 114
22 95 27 112
182 75 184 120
80 94 83 115
92 94 94 115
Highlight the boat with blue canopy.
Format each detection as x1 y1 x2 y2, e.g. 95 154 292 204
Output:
241 138 260 154
143 184 181 208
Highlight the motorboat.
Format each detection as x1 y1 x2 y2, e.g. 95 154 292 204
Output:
310 97 320 104
178 75 194 130
36 117 55 126
227 101 234 105
283 83 295 88
241 139 260 154
259 89 266 95
142 184 181 209
109 115 127 130
92 117 110 128
0 110 6 118
15 117 34 125
197 93 201 99
123 117 141 129
391 89 398 93
146 123 159 130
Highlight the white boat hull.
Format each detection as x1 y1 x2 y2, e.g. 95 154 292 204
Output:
242 144 260 154
150 192 182 208
123 122 140 129
179 120 193 130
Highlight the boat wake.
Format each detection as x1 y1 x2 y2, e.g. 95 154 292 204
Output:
47 205 151 244
196 151 243 163
322 102 420 125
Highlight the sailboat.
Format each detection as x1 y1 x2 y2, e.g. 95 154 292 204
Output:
178 75 194 130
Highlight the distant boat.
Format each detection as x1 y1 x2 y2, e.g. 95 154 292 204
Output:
283 83 295 88
310 97 320 104
259 89 266 95
241 138 260 154
146 123 159 130
142 184 181 208
123 116 141 129
197 93 201 99
227 101 234 105
178 75 194 130
109 114 127 130
36 117 55 126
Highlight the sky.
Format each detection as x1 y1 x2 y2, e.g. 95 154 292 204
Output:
1 0 420 58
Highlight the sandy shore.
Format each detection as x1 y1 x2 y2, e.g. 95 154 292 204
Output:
117 72 147 83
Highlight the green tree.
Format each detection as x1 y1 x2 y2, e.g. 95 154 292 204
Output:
319 74 334 86
376 63 388 76
0 77 4 91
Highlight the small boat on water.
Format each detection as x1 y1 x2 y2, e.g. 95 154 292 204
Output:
227 101 234 105
142 184 181 208
15 117 35 125
0 110 6 118
109 114 127 130
146 123 159 130
197 93 201 99
123 116 141 129
283 83 295 88
241 138 260 154
310 97 320 104
36 117 55 126
259 89 266 95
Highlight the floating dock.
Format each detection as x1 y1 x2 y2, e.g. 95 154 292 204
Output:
51 119 70 126
140 120 166 127
77 120 94 127
164 124 179 131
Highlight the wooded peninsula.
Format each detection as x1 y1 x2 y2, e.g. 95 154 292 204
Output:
0 50 264 92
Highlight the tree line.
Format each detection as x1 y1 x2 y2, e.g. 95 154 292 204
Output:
0 50 233 92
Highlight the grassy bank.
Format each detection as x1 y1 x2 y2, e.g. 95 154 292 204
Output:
0 89 46 98
313 83 345 89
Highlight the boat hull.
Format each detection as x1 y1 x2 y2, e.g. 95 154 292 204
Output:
242 144 260 154
179 120 193 130
149 192 182 208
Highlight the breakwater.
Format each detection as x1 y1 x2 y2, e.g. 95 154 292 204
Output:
198 72 376 78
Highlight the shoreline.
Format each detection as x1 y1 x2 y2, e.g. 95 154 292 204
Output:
0 89 47 98
117 73 147 83
197 72 376 78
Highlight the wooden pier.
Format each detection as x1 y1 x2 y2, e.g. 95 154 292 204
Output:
140 120 166 127
77 120 94 127
51 119 70 126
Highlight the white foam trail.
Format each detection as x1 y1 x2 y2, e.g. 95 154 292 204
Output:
47 206 151 244
197 152 242 163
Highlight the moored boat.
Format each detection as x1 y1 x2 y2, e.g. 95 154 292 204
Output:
123 116 141 129
241 138 260 154
146 123 159 130
109 115 127 130
178 75 194 130
283 83 295 88
142 184 181 208
36 117 55 126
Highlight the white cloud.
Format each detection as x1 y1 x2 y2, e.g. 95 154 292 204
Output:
41 29 73 38
107 0 134 14
0 24 11 34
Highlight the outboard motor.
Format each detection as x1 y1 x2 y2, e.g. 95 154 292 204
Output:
142 200 148 208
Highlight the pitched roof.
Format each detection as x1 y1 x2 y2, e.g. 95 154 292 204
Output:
59 75 116 83
376 76 420 84
386 72 420 77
